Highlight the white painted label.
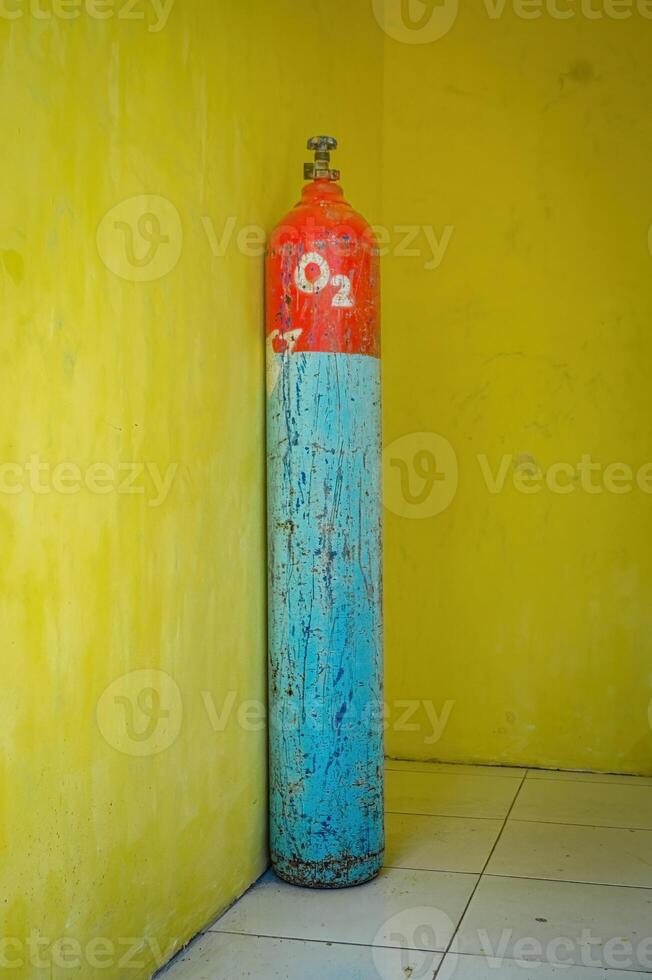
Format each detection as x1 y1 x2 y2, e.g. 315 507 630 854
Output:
294 251 356 308
294 252 330 293
331 273 354 308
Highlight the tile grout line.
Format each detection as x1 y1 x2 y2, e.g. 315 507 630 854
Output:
525 776 652 788
387 768 524 781
386 808 509 821
387 764 652 788
384 864 485 876
437 768 530 973
508 817 652 833
376 863 652 893
385 767 525 781
482 872 652 892
207 928 442 955
387 809 652 833
436 947 652 976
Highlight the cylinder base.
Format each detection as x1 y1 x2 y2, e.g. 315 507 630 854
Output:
272 849 384 890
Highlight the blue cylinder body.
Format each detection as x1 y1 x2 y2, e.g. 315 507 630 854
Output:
266 179 384 888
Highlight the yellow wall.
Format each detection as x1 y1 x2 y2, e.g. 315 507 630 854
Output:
379 3 652 775
0 4 382 977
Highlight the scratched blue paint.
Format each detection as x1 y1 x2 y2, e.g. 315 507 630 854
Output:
267 351 384 888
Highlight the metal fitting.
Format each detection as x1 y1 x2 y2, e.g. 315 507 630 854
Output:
304 135 340 181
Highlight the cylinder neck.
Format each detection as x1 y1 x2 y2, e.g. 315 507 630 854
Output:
302 179 345 202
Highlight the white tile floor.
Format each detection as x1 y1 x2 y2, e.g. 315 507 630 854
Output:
161 761 652 979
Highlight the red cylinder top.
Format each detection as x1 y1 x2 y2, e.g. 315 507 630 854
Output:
266 180 380 358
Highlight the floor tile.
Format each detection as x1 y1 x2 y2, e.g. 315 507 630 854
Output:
456 875 652 972
386 769 522 819
487 820 652 888
528 769 652 788
165 763 652 979
212 868 477 951
512 777 652 830
160 931 442 979
437 952 652 979
386 759 526 779
386 812 503 874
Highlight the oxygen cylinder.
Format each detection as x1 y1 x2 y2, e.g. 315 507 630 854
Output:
266 136 384 888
